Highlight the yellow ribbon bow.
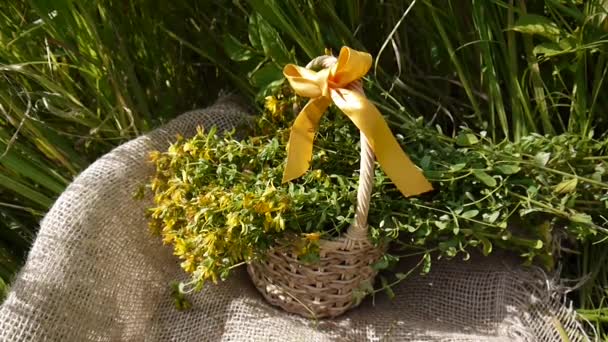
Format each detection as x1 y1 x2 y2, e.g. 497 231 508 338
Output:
282 46 433 197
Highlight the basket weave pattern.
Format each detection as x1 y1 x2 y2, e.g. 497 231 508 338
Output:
247 240 384 318
247 55 383 319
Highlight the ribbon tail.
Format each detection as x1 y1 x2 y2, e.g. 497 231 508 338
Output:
331 88 433 197
282 97 331 183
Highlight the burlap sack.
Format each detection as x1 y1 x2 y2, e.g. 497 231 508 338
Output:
0 96 592 341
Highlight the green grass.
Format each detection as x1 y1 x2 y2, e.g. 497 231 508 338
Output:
0 0 238 294
1 0 607 337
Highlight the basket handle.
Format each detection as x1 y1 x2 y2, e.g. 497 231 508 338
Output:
306 56 374 249
345 131 374 245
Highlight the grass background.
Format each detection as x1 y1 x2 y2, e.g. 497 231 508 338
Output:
1 0 607 337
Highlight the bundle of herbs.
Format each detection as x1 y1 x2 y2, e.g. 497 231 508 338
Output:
147 87 608 293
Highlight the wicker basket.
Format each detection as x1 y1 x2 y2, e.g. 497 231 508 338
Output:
247 55 385 319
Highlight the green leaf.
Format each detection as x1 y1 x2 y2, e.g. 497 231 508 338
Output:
0 173 53 208
434 220 448 229
0 149 66 194
473 170 497 187
480 237 492 256
353 280 373 306
359 279 374 294
395 272 407 280
380 276 395 299
455 132 479 146
223 34 255 61
483 211 500 224
250 63 283 89
0 276 7 300
449 163 467 172
420 155 432 169
461 209 479 219
439 241 458 257
422 253 431 274
424 170 443 179
558 36 576 50
534 152 551 166
352 289 366 306
299 249 320 264
511 14 562 41
220 268 231 281
372 257 389 271
496 164 521 175
248 14 263 51
533 42 564 57
403 224 417 233
255 14 291 65
554 178 578 194
570 213 593 224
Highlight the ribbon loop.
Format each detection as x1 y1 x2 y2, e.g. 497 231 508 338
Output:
282 46 433 197
331 47 372 87
284 65 330 98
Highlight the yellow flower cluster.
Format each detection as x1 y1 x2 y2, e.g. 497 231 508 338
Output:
146 89 361 289
147 126 298 286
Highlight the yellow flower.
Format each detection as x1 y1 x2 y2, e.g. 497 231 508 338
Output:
263 212 274 231
226 212 240 228
181 257 196 273
163 218 177 230
203 232 217 252
162 231 176 245
264 212 273 223
264 95 279 115
198 193 216 206
171 189 185 202
151 177 162 192
173 238 188 256
273 213 285 231
242 194 254 209
168 143 181 157
197 194 211 206
185 207 197 221
218 195 231 209
304 232 321 242
149 150 161 163
201 149 214 160
253 201 271 214
275 197 290 212
195 126 205 136
182 141 195 153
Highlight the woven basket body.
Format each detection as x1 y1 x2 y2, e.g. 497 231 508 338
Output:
247 55 389 318
247 238 384 318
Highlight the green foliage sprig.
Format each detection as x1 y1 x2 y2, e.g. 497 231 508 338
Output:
148 87 608 291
